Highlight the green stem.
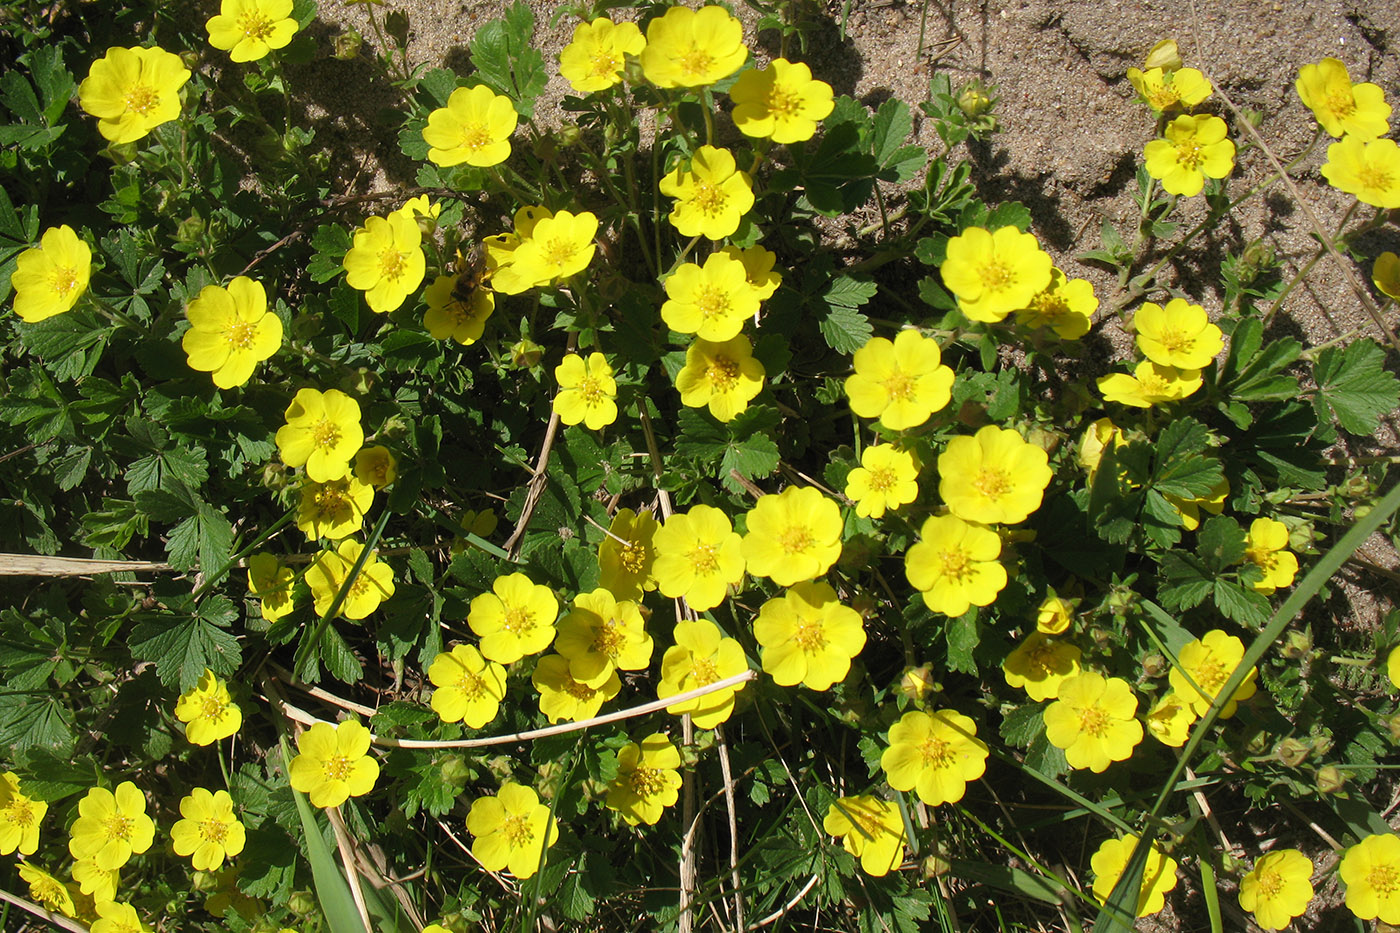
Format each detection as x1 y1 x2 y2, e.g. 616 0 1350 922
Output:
292 505 394 678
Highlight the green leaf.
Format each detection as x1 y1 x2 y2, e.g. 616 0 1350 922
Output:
1313 339 1400 435
309 224 353 285
1197 515 1246 571
998 702 1045 747
469 2 548 117
1157 551 1213 611
984 201 1031 232
130 608 242 690
0 694 74 754
1219 318 1301 402
1212 579 1271 626
945 609 979 674
816 276 876 353
1150 419 1222 499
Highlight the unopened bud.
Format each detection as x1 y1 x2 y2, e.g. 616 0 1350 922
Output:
339 366 375 397
1287 521 1313 552
175 214 204 247
261 461 291 491
1314 765 1346 794
191 870 219 892
1141 653 1168 678
511 337 543 368
1387 712 1400 744
557 124 582 148
291 313 322 340
921 854 951 878
440 756 471 787
899 665 936 703
956 81 993 119
333 31 363 60
1143 39 1182 72
1281 630 1312 660
1274 738 1310 768
287 890 317 916
385 10 410 48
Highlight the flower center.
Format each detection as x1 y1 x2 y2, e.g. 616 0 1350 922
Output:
125 82 160 116
1367 863 1400 895
104 813 134 842
237 10 275 40
766 82 802 119
323 754 354 782
454 669 486 699
378 246 408 281
689 179 727 215
1145 84 1179 110
979 259 1014 293
919 735 955 769
1078 706 1111 737
199 818 229 844
1192 656 1229 693
677 46 715 79
1358 164 1394 193
694 284 731 320
501 812 535 847
502 605 535 634
688 542 719 575
200 694 228 720
691 657 719 685
1324 87 1356 119
938 546 971 580
577 376 605 405
49 265 79 298
1027 643 1058 676
1174 140 1204 170
563 677 597 700
541 236 579 269
588 50 621 79
1138 370 1173 396
311 418 341 451
628 764 669 799
460 122 493 152
882 369 916 401
705 356 739 391
6 798 36 827
865 466 898 493
30 877 67 909
1028 290 1068 319
792 618 827 652
590 619 625 659
1154 326 1190 353
313 483 348 515
226 319 258 349
778 524 813 555
619 541 648 573
972 467 1011 501
1254 866 1283 898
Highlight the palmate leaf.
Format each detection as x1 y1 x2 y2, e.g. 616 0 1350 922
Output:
1148 418 1221 499
1313 338 1400 436
130 598 242 690
469 2 547 118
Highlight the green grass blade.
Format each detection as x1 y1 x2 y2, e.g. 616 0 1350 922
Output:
281 738 372 933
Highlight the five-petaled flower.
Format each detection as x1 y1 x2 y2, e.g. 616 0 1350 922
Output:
662 252 761 341
1002 632 1083 701
1090 834 1179 918
1244 517 1299 594
559 18 645 93
606 733 684 825
206 0 299 63
754 581 866 691
305 538 397 620
505 209 599 288
1042 672 1143 772
1239 848 1314 931
354 445 398 488
533 654 620 723
19 864 75 918
880 709 989 806
1320 136 1400 209
1126 66 1212 112
1144 114 1235 197
10 225 91 323
297 474 374 541
1133 298 1223 369
653 504 746 611
730 58 835 143
941 225 1054 323
1144 691 1197 747
0 771 46 856
468 572 559 663
68 781 156 871
904 514 1007 616
553 352 619 429
659 146 755 240
423 274 494 345
91 901 153 933
1340 832 1400 923
247 552 296 622
675 335 767 422
844 444 919 519
428 644 507 728
1097 360 1202 408
845 330 955 430
175 669 243 746
639 6 747 88
598 508 660 600
343 209 427 313
276 388 365 483
171 787 246 871
79 46 190 144
466 782 560 878
1169 629 1258 718
1296 58 1391 140
823 796 906 877
182 276 284 389
1017 267 1096 339
657 618 749 729
938 424 1053 525
289 720 380 809
555 588 653 688
742 486 843 586
422 84 518 168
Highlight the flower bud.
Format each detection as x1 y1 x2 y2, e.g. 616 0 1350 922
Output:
1281 630 1312 659
921 854 951 878
956 81 993 118
440 756 471 787
339 366 376 397
1338 474 1372 497
511 337 543 368
1274 738 1310 768
287 890 318 916
261 461 291 491
385 11 410 48
1314 765 1346 794
1141 652 1168 678
333 31 363 60
175 214 204 248
191 870 219 892
899 665 936 703
1143 39 1182 72
1287 521 1313 552
1387 712 1400 744
1354 505 1372 520
557 124 582 148
291 312 322 340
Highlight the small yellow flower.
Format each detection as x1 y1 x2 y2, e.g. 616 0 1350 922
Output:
468 572 559 663
466 782 559 878
18 863 75 917
1374 251 1400 301
276 388 364 483
247 552 295 622
1244 517 1299 594
657 619 749 728
1141 40 1182 73
553 352 618 429
170 787 246 871
0 771 46 856
1239 849 1314 931
1144 691 1196 747
1388 644 1400 690
181 276 283 389
675 335 767 423
754 581 866 691
532 654 620 723
1016 267 1095 339
423 274 494 345
1078 417 1125 476
343 210 426 313
659 146 755 240
844 444 918 519
598 508 659 600
880 709 988 806
1097 360 1202 408
1296 58 1391 140
1320 136 1400 209
730 58 835 143
353 445 398 488
68 782 155 871
480 205 550 296
1126 66 1212 112
422 84 518 167
559 18 645 93
91 902 153 933
823 796 905 876
1002 632 1082 701
297 474 374 541
1090 834 1179 917
175 669 242 746
427 644 507 728
1042 672 1142 772
904 514 1007 616
79 46 190 144
1144 114 1235 197
1035 594 1074 634
206 0 298 63
1163 476 1228 531
9 225 91 323
938 424 1053 525
555 588 653 688
718 244 782 300
845 330 955 430
662 252 761 341
70 857 119 904
1169 629 1258 718
506 210 599 289
1133 298 1223 369
1339 832 1400 923
742 486 843 586
941 225 1054 323
305 538 397 620
653 505 746 611
606 733 683 825
288 720 379 809
639 6 746 88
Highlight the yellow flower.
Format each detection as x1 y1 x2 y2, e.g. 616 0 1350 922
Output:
731 58 835 143
1296 58 1391 140
845 330 955 430
823 796 905 876
170 787 246 871
297 475 374 541
68 782 155 870
0 772 45 856
91 901 153 933
598 508 659 600
422 84 518 168
288 720 379 808
1141 40 1182 73
559 18 645 93
206 0 298 62
480 205 550 295
1145 691 1197 746
1042 672 1142 772
1163 476 1228 531
507 209 599 289
941 226 1054 323
742 486 843 586
276 388 364 483
555 588 653 688
1090 834 1179 917
1374 251 1400 301
1321 136 1400 209
1239 849 1314 930
353 445 398 488
427 644 506 727
181 276 283 389
9 225 91 323
18 863 75 917
1035 594 1073 634
880 709 988 806
1244 517 1299 594
466 782 559 878
662 252 760 341
1078 417 1124 475
532 654 620 723
844 444 918 519
1133 298 1223 369
343 210 426 313
305 538 396 620
1126 66 1212 112
675 335 766 422
1340 832 1400 923
657 619 748 728
653 505 746 611
71 857 119 904
1144 114 1235 197
606 733 683 825
1002 632 1082 701
1097 360 1202 408
78 46 190 144
246 552 295 622
423 274 494 344
1389 645 1400 690
1016 267 1095 339
938 425 1052 525
659 146 755 240
754 581 866 691
553 352 618 429
640 5 746 88
469 572 559 663
718 244 782 300
175 669 242 746
1169 629 1258 718
904 514 1007 616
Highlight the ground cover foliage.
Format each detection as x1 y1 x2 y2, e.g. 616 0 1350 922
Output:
1 1 1400 932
